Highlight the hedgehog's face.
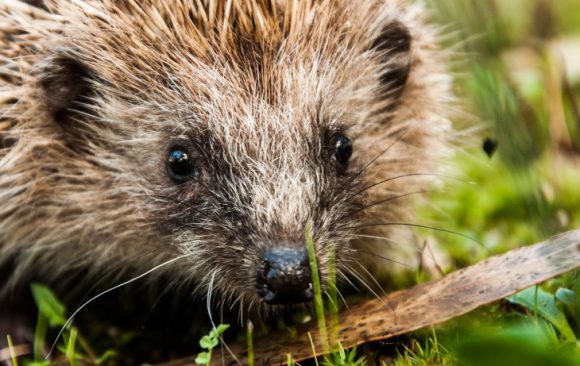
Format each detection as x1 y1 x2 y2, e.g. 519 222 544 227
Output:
25 1 448 310
138 17 416 308
154 99 367 307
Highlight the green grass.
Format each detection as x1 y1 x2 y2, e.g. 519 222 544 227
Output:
384 0 580 364
15 284 116 366
391 334 452 366
421 0 580 268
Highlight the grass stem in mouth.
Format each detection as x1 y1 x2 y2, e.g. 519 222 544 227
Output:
305 224 330 354
246 321 254 366
6 335 19 366
327 246 339 350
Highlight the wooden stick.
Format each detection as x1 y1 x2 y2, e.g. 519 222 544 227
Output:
161 230 580 366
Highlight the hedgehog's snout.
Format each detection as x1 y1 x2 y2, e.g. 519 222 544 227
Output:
256 248 313 305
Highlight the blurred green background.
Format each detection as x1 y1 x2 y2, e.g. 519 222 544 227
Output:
385 0 580 365
421 0 580 263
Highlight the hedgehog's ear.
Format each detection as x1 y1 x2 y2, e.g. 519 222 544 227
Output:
36 56 94 123
369 21 412 104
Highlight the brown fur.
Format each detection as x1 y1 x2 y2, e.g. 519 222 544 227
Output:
0 0 452 313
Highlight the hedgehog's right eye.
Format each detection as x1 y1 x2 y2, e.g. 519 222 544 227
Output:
167 147 195 182
334 135 353 165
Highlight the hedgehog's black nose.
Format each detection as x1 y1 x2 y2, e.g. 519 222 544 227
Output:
256 248 313 305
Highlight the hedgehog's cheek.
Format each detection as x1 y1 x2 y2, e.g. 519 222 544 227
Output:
255 247 313 305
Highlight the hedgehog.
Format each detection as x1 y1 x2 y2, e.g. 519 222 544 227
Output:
0 0 452 346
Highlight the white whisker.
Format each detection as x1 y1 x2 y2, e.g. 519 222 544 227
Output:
207 270 217 329
353 233 439 264
343 263 387 308
354 261 387 297
206 271 242 366
47 254 191 359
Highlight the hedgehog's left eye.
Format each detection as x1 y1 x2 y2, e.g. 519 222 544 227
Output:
334 135 353 165
167 147 195 182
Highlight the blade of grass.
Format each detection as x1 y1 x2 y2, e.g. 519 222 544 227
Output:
327 246 339 350
305 224 329 354
76 332 97 361
307 332 319 366
286 353 294 366
6 335 19 366
66 327 78 366
33 312 47 361
247 321 254 366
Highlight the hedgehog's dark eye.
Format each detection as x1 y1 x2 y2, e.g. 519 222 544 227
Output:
334 135 353 165
167 147 195 182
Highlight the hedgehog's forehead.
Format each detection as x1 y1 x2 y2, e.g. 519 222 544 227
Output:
173 59 338 143
194 100 325 156
176 44 343 109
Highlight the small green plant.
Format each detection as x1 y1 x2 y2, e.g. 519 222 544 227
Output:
194 324 230 365
27 283 116 366
322 343 365 366
31 283 66 362
391 334 452 366
508 286 576 341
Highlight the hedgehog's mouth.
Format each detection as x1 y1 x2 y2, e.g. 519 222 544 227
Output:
255 248 314 305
